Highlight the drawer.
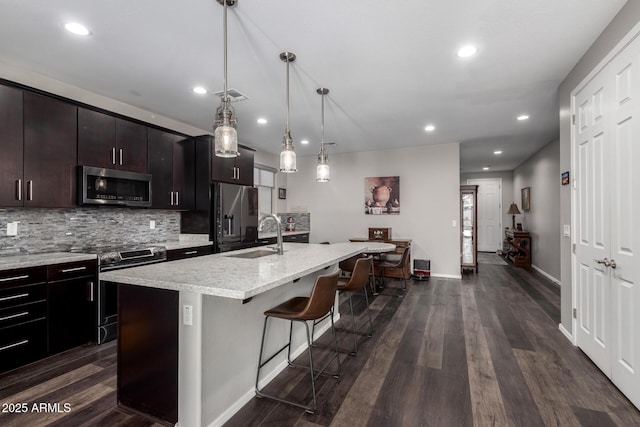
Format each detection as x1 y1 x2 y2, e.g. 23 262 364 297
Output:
0 301 46 329
167 246 212 261
0 318 47 374
283 233 309 243
0 282 46 311
0 266 47 289
47 260 97 282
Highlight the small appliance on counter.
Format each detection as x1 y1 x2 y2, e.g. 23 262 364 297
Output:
285 216 295 231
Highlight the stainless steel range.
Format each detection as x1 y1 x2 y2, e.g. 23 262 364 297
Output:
88 245 167 343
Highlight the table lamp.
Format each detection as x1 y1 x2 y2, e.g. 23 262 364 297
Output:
507 203 521 230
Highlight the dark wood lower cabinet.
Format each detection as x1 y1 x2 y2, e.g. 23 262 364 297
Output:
118 284 178 425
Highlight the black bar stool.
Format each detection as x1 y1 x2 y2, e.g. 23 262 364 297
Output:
255 270 341 414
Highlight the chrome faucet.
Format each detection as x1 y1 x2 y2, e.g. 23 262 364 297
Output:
258 213 284 255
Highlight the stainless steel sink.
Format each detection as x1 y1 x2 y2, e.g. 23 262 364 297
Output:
226 249 279 259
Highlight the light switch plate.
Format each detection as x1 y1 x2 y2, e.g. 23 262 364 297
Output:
452 220 456 227
563 224 571 237
7 222 18 236
183 304 193 326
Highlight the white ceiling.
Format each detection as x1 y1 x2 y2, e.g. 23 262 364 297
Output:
0 0 627 173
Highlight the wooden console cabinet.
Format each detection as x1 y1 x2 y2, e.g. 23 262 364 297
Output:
504 230 531 268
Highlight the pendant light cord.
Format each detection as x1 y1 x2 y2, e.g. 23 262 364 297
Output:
285 56 290 133
320 91 325 153
222 0 229 119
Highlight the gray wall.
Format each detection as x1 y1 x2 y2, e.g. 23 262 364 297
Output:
460 170 514 235
286 143 461 278
0 208 180 255
513 139 561 281
558 0 640 332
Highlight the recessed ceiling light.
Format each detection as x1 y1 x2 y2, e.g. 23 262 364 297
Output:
517 114 530 121
192 86 207 95
424 124 436 132
64 22 91 36
301 139 309 145
256 118 267 124
457 45 478 58
483 166 490 171
494 150 503 155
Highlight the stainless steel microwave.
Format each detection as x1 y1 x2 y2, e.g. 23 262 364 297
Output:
78 166 152 207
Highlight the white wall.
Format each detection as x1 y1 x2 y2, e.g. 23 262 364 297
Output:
285 143 461 278
513 139 561 281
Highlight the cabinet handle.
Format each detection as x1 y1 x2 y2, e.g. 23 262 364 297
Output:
27 180 33 201
16 179 22 201
0 275 29 282
175 191 179 206
170 191 175 206
0 311 29 323
184 250 198 255
119 148 123 165
0 340 29 352
111 147 116 165
87 281 94 302
0 293 29 302
60 266 87 273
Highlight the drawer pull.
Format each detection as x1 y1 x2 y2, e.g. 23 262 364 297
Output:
0 275 29 282
184 251 198 255
0 293 29 302
60 266 87 273
0 311 29 323
0 339 29 352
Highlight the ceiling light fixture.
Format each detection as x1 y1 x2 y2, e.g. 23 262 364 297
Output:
300 139 309 145
493 150 503 155
457 45 477 58
279 51 297 173
256 118 267 124
64 22 91 36
213 0 239 158
193 86 207 94
316 88 330 183
424 124 435 132
517 114 530 121
483 166 490 171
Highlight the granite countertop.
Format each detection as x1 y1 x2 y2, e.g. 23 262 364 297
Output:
100 242 367 300
0 252 97 271
258 230 310 239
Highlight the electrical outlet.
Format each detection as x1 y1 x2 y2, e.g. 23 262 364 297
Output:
7 222 18 236
149 220 156 230
183 304 193 326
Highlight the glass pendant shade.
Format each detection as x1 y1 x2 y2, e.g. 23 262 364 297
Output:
316 157 330 182
280 133 297 173
214 122 238 158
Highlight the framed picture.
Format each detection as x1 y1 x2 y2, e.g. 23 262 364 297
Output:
364 176 400 215
561 171 570 185
278 188 286 200
521 187 531 211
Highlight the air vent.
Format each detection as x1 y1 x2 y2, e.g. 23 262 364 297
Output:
212 88 248 102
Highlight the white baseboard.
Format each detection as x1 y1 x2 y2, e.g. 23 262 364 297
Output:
531 265 560 285
208 316 337 427
558 323 575 346
431 273 462 279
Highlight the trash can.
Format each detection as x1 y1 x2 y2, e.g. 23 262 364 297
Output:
412 259 430 281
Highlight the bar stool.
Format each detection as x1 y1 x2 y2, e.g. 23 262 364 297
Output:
336 256 374 356
376 246 411 295
255 270 341 414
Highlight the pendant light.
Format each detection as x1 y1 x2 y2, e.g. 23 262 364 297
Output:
213 0 239 158
279 51 297 173
316 88 330 182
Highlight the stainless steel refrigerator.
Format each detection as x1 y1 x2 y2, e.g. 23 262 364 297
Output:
212 182 259 252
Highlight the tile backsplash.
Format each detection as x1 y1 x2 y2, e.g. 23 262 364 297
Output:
260 212 310 233
0 208 180 256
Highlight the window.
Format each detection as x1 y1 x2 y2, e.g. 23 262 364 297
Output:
254 164 276 215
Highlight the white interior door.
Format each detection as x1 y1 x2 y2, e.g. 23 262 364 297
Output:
467 178 502 252
573 32 640 409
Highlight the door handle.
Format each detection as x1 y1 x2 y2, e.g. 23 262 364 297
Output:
26 180 33 201
87 281 94 302
119 148 123 165
111 147 117 165
16 179 22 201
594 258 615 268
175 191 179 206
170 191 175 206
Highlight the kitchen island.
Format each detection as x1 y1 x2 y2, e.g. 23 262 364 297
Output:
100 242 367 427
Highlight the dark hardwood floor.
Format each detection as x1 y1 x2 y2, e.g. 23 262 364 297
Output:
1 257 639 426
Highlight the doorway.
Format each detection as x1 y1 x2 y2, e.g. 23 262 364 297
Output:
467 178 502 252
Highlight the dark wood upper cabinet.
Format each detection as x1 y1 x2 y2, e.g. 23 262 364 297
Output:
0 84 24 207
23 92 77 208
78 108 147 173
211 144 254 186
147 128 194 210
